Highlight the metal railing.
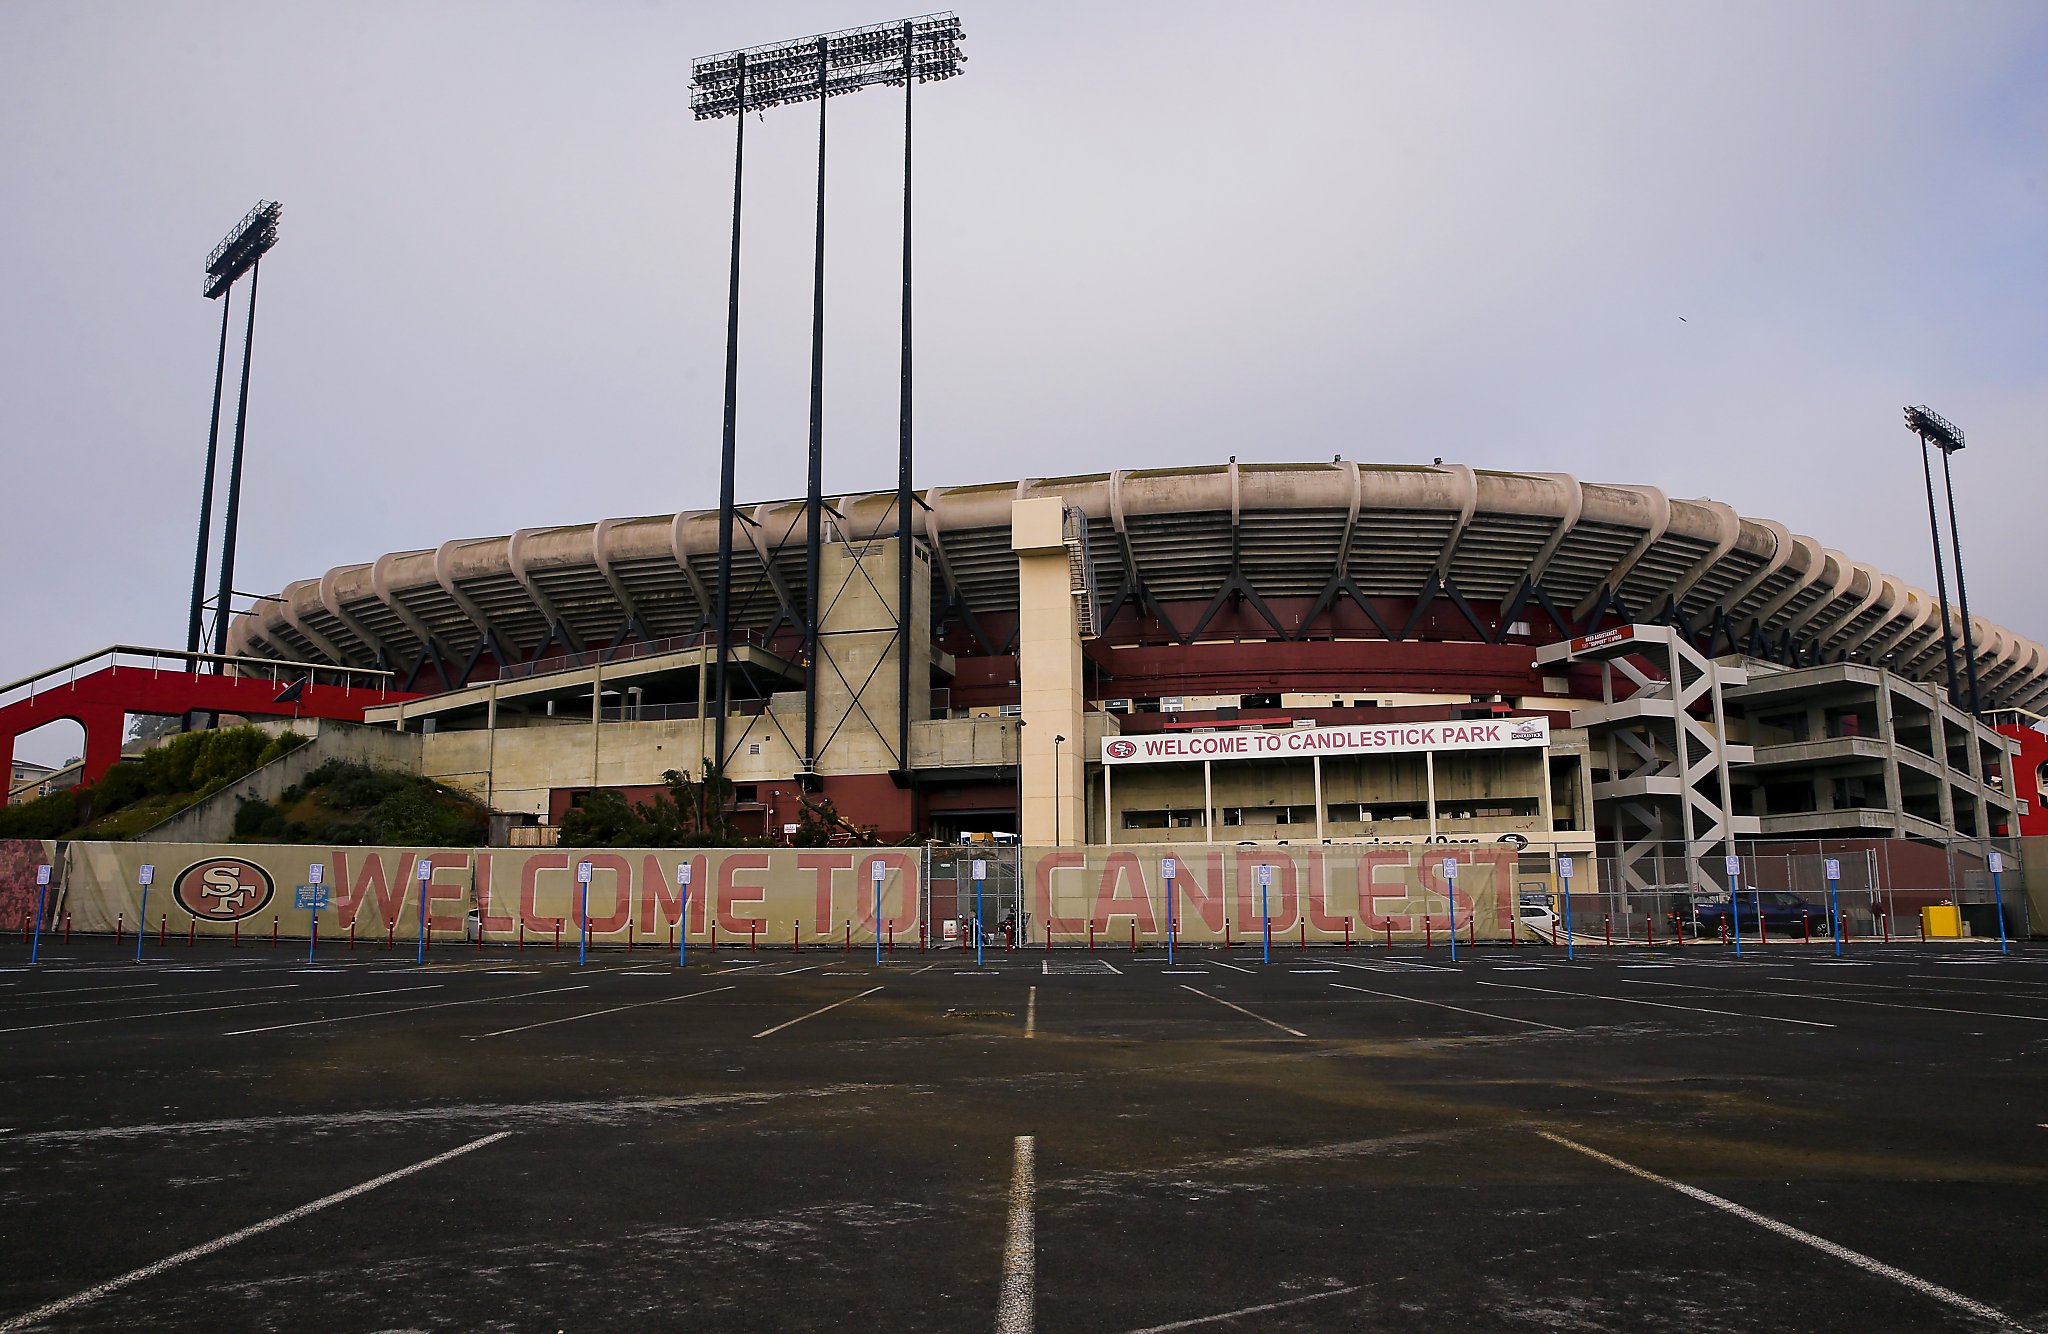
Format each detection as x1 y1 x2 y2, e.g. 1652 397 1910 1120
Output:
0 645 395 712
494 630 777 683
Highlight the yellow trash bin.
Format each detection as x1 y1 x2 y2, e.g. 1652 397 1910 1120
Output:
1922 904 1962 938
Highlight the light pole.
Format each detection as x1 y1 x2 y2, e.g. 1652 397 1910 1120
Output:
690 15 967 778
187 201 279 666
1905 406 1966 708
1053 734 1065 846
1907 407 1981 715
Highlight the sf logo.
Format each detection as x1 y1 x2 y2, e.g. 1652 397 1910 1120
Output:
173 858 276 921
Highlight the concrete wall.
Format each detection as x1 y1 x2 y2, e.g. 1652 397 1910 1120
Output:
1013 498 1085 845
140 720 425 845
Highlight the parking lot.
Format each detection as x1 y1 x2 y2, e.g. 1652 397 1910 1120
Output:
2 936 2045 1332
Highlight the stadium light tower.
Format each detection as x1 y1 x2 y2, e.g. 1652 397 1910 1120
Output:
690 14 966 776
186 201 281 664
1905 406 1980 715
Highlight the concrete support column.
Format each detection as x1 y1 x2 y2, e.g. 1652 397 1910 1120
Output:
1203 760 1214 844
1425 749 1439 839
1012 498 1085 846
1102 764 1113 845
1312 756 1325 842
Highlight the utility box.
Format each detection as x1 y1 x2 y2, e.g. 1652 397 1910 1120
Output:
1921 904 1962 938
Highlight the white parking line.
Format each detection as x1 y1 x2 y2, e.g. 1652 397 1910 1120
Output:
1210 960 1254 974
0 998 301 1036
1472 980 1835 1028
471 985 735 1039
1330 981 1569 1032
1623 978 2048 1024
1179 985 1306 1038
996 1135 1035 1334
752 986 884 1039
0 982 298 1010
1119 1285 1362 1333
223 985 578 1036
1536 1130 2026 1330
0 1132 512 1334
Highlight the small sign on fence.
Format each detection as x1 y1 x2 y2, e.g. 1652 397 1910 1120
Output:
677 862 692 887
1257 864 1273 887
576 861 593 884
1824 858 1841 880
1988 852 2004 875
308 863 324 885
870 860 887 883
1161 857 1177 879
139 865 155 887
1725 855 1742 876
1443 857 1459 881
36 864 51 886
972 859 987 881
1558 856 1573 879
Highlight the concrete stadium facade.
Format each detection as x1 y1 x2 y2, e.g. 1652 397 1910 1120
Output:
224 462 2044 847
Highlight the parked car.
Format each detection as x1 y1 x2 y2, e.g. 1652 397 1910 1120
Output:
1691 891 1822 937
1516 901 1561 943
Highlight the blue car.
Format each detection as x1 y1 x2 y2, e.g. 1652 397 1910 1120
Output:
1691 890 1822 937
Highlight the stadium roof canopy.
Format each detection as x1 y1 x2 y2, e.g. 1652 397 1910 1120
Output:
229 462 2048 711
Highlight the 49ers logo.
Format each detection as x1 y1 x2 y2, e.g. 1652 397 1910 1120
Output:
1105 739 1137 760
173 858 275 921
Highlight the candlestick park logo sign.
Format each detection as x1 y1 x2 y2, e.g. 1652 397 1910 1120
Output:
173 857 276 922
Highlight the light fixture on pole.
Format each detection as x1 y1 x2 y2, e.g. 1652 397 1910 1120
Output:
1904 406 1963 707
1905 406 1981 715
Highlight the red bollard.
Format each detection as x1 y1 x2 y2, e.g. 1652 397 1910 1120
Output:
1224 922 1231 952
1384 919 1393 949
519 924 525 951
1043 928 1049 955
188 919 195 947
554 922 561 951
711 924 718 953
1425 916 1433 948
63 912 71 945
844 922 851 954
233 921 240 949
794 923 801 953
1089 923 1096 952
1802 914 1811 945
1300 920 1307 951
1344 917 1352 950
891 926 898 953
387 919 395 951
1882 909 1891 944
1721 920 1729 946
1645 916 1653 948
270 916 278 949
1919 912 1926 944
1468 917 1475 948
1130 922 1137 953
477 920 485 952
627 924 634 954
1603 914 1612 947
751 924 758 952
348 920 355 951
159 914 167 946
116 913 124 944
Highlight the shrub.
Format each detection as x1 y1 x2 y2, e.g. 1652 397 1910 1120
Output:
0 788 79 839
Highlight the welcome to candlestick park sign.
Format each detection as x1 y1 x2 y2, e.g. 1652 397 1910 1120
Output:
1099 717 1551 767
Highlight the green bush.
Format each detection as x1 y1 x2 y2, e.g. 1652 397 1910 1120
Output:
0 788 79 839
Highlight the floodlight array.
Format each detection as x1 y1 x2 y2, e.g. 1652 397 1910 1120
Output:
1904 405 1964 454
203 200 282 299
691 12 965 120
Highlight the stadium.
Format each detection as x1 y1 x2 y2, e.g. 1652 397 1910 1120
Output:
211 460 2043 889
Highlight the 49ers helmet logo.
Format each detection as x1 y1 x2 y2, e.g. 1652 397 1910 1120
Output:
1105 739 1137 760
173 858 275 921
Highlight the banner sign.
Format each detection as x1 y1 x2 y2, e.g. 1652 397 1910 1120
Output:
1025 843 1520 943
56 843 924 946
1101 717 1549 766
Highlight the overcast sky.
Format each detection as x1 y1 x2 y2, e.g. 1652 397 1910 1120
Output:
4 1 2045 763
